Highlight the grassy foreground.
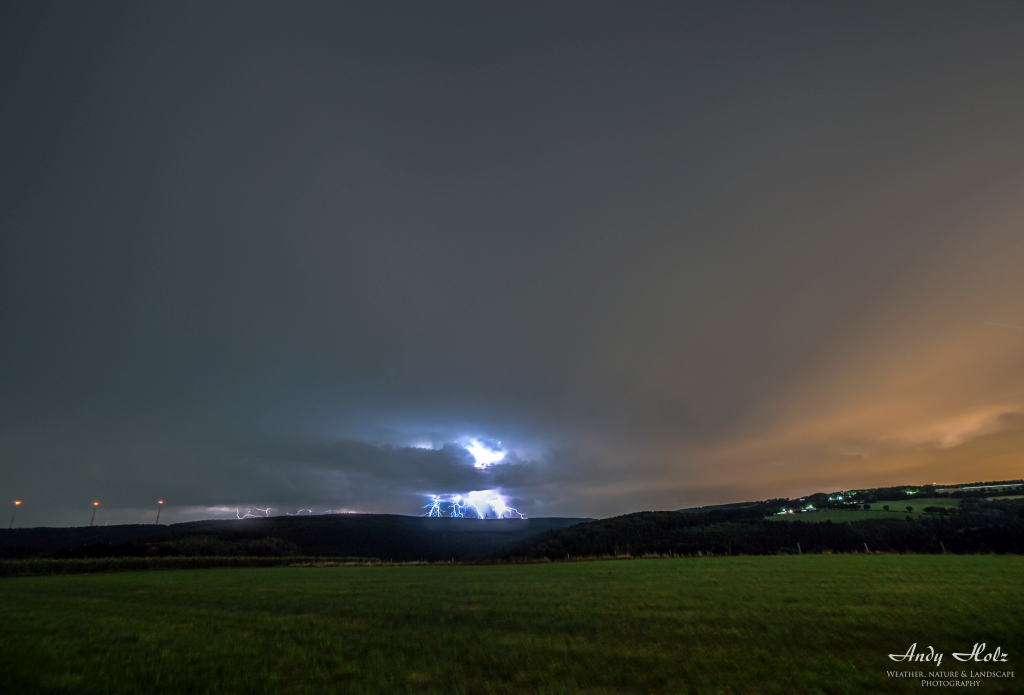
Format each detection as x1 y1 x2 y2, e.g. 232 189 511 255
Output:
1 556 1021 694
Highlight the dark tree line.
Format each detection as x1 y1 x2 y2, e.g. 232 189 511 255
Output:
503 499 1024 558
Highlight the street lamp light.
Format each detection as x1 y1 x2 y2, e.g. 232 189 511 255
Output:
90 501 99 527
9 501 20 529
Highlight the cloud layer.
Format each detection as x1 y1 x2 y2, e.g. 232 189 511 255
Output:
2 3 1023 525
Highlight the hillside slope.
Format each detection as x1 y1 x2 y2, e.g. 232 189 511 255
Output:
0 514 590 561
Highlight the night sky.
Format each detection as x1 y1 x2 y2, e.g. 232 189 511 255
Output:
3 2 1023 526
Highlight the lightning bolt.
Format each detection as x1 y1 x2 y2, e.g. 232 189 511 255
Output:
236 507 271 519
425 491 527 519
424 495 444 517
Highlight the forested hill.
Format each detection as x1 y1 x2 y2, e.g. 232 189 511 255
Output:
503 499 1024 558
0 514 590 562
4 480 1020 562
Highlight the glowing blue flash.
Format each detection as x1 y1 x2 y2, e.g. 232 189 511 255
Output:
465 490 525 519
465 440 505 468
423 490 525 519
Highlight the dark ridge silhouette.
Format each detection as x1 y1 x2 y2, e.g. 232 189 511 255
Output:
502 498 1024 558
4 480 1019 563
0 514 591 561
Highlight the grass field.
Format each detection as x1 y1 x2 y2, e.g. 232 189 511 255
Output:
769 498 960 523
768 509 896 522
874 497 961 509
2 556 1021 694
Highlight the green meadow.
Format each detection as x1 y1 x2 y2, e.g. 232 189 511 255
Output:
768 498 961 523
2 556 1021 694
873 497 961 509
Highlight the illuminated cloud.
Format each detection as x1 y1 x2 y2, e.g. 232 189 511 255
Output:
464 440 506 468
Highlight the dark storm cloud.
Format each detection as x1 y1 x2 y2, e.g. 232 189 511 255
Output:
3 2 1024 525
